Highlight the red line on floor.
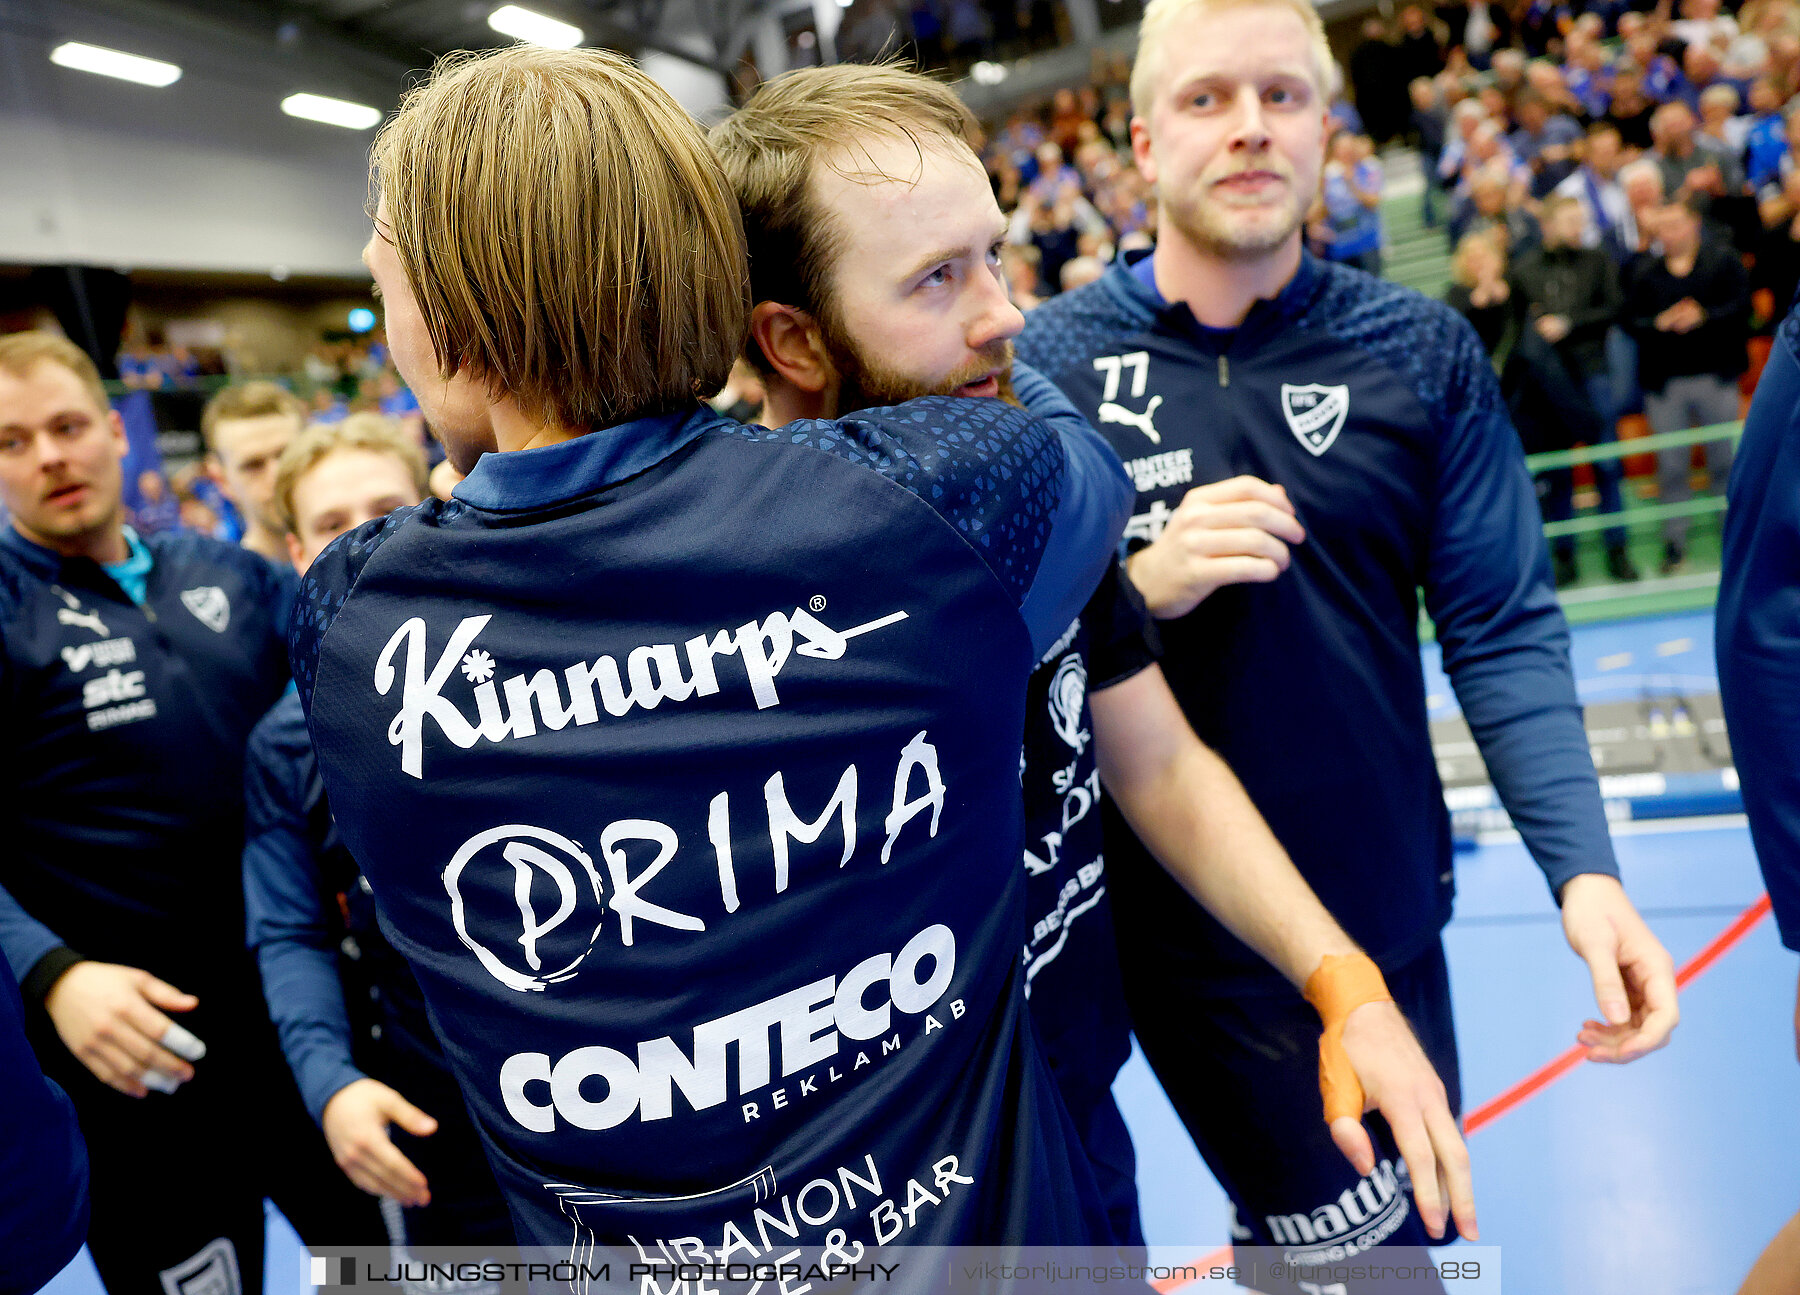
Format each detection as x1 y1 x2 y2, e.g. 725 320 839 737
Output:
1466 891 1772 1133
1153 893 1773 1292
1674 892 1774 989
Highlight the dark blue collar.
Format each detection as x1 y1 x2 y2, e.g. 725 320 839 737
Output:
0 521 127 582
452 407 727 512
1114 245 1325 345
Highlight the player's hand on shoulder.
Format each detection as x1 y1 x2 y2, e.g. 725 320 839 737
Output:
1125 476 1305 619
1335 1000 1478 1243
322 1077 437 1207
43 961 203 1098
1560 872 1679 1062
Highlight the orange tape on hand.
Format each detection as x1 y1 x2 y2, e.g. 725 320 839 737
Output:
1302 953 1393 1124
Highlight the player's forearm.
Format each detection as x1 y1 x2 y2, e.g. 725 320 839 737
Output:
1454 650 1619 894
256 939 368 1124
1100 730 1358 988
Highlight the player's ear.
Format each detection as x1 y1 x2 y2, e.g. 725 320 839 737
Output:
1130 116 1157 186
749 302 832 395
107 410 129 460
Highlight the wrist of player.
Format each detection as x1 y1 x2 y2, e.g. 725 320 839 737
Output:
1126 546 1202 619
1303 952 1394 1123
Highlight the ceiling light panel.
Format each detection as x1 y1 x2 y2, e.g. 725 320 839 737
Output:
50 42 181 87
488 5 584 48
281 93 382 130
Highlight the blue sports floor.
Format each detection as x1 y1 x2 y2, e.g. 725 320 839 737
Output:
40 615 1798 1295
1121 817 1793 1294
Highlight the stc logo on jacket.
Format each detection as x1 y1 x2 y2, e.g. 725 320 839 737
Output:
374 603 909 779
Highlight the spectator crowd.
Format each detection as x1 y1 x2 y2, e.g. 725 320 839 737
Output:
973 0 1788 581
1394 0 1790 578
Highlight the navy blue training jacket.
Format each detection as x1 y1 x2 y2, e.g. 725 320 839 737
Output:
292 382 1132 1257
1018 250 1617 991
0 526 291 1000
0 955 87 1295
1717 299 1800 951
244 686 448 1123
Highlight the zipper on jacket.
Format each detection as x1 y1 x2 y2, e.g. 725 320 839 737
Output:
1218 354 1230 387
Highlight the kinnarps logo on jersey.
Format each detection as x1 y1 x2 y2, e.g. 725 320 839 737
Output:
375 602 908 778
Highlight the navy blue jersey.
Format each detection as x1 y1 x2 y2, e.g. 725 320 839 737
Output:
1018 251 1616 990
292 390 1132 1256
0 527 292 996
1020 563 1154 1103
1019 561 1157 1247
0 956 88 1295
1717 301 1800 952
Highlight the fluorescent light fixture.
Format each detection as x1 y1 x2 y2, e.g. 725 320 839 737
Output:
281 93 381 130
50 41 181 87
488 5 583 48
970 61 1008 86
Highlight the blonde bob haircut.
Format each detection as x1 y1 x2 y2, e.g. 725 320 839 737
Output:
0 332 110 416
370 46 749 433
272 413 429 537
1130 0 1336 118
709 63 979 373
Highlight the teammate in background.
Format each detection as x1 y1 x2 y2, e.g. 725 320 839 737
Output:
246 414 514 1265
1015 0 1678 1286
201 380 307 565
712 61 1474 1250
1 955 89 1295
295 46 1133 1256
1717 295 1800 1295
0 333 382 1295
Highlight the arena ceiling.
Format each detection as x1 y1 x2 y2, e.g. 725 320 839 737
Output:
66 0 786 79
